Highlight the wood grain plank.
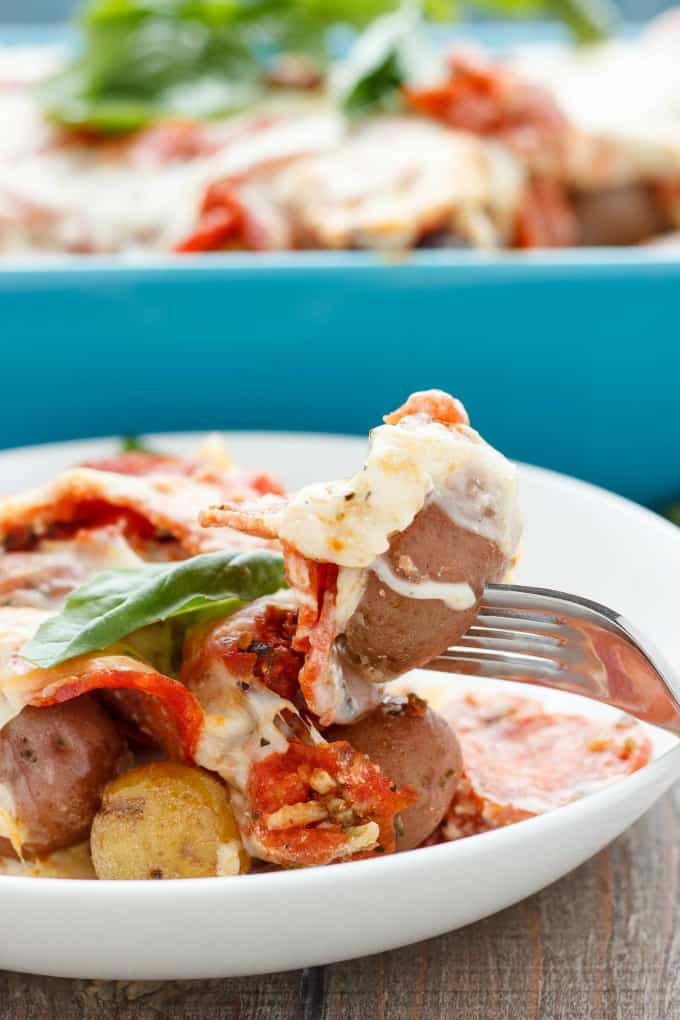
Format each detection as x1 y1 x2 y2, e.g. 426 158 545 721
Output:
302 967 326 1020
0 972 304 1020
2 786 680 1020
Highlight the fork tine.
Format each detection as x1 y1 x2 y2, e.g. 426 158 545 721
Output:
436 645 561 667
480 585 569 614
477 606 561 625
422 583 680 735
455 635 559 657
464 626 565 654
428 649 567 681
475 612 567 636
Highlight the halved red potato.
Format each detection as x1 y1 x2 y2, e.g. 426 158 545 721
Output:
328 695 463 851
0 696 128 858
338 504 506 684
275 116 525 250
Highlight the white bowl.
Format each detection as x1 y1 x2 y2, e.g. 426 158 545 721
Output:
1 433 679 979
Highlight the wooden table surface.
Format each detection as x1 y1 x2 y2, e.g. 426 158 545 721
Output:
2 781 679 1020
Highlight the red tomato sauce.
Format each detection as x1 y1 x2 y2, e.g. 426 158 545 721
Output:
440 691 652 840
248 740 416 866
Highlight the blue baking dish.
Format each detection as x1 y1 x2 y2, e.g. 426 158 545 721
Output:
1 22 678 509
1 252 678 509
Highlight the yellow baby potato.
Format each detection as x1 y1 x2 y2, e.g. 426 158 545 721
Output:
90 762 249 880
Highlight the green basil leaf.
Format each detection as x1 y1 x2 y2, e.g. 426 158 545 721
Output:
663 502 680 528
546 0 616 43
40 69 161 133
43 0 614 132
336 5 446 115
120 435 158 453
335 6 434 115
340 49 403 114
22 548 286 668
41 3 264 133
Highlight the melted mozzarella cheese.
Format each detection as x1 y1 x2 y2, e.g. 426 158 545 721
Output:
0 527 146 732
0 45 64 88
0 465 249 555
320 648 385 725
0 94 343 254
188 591 333 856
371 556 476 610
0 41 525 256
0 526 143 612
511 32 680 185
278 117 525 249
195 677 294 793
279 416 521 568
194 663 321 858
335 566 367 630
192 594 318 789
0 841 97 879
0 607 54 732
1 150 203 254
216 839 243 877
0 91 55 163
0 781 23 854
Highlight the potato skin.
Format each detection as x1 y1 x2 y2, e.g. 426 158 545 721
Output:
342 503 506 682
0 697 127 858
90 762 249 880
328 698 462 851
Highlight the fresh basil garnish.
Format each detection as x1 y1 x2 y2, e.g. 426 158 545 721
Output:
120 435 157 454
663 503 680 528
22 548 286 668
42 0 612 133
41 3 263 132
334 6 441 115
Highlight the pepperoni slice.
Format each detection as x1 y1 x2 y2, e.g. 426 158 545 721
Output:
383 389 470 427
29 655 204 760
440 692 652 840
404 50 567 158
515 178 578 249
81 452 191 477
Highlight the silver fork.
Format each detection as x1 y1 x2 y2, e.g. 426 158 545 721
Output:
425 584 680 735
